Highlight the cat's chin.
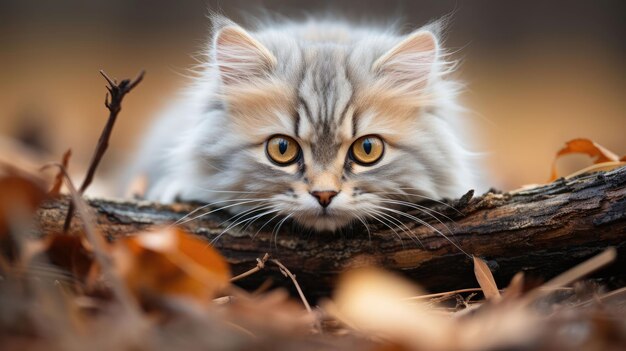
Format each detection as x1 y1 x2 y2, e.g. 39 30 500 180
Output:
293 212 353 232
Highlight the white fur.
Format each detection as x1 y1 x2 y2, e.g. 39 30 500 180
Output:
129 16 480 232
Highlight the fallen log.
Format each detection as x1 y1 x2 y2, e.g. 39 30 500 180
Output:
36 166 626 300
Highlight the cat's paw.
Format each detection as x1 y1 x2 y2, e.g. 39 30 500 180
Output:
146 178 186 204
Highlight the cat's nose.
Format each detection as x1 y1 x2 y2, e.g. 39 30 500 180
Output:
310 190 338 208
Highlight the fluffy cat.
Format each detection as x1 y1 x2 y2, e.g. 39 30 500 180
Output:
132 15 477 232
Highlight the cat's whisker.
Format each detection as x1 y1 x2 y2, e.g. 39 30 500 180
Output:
214 206 273 237
240 207 281 233
370 208 421 245
367 208 423 248
271 213 293 249
210 207 280 244
347 210 372 243
176 199 272 226
173 197 271 226
201 160 227 173
377 198 458 243
361 209 404 246
195 187 272 195
368 190 463 234
217 203 273 227
384 188 464 214
253 212 284 239
372 204 471 258
378 198 457 224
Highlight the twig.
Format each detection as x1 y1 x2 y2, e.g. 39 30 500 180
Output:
63 70 145 232
572 286 626 308
523 247 617 304
404 288 486 301
270 259 312 313
43 163 140 315
230 253 270 282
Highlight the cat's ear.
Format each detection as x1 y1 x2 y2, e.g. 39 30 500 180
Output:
212 22 277 86
372 30 439 93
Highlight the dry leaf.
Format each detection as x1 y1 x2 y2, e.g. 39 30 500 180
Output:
327 267 452 350
49 149 72 196
473 256 501 301
113 227 231 304
502 272 525 300
549 138 621 181
0 175 48 236
41 234 95 284
559 161 626 180
0 175 48 261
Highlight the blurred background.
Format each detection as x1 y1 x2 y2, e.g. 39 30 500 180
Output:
1 0 624 196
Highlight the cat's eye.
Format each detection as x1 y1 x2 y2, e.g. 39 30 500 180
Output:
350 135 384 165
266 135 301 165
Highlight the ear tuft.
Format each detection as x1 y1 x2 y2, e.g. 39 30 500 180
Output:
213 25 277 86
372 31 439 93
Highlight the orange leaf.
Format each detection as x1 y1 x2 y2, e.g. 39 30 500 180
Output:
0 175 48 261
473 256 501 301
502 272 525 300
549 138 620 181
49 149 72 197
114 227 231 304
41 234 95 284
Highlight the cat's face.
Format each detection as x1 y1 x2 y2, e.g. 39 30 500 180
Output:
202 20 471 232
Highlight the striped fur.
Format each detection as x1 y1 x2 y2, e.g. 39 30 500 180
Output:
132 16 478 232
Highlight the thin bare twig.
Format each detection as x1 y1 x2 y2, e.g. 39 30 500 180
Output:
523 247 617 304
43 162 141 316
404 288 487 301
572 286 626 308
270 259 312 313
230 253 270 282
63 70 145 232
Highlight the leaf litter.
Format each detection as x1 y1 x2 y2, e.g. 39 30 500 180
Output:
1 72 625 350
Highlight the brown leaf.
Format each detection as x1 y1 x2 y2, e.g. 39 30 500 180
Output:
49 149 72 197
41 234 95 284
328 268 452 350
473 256 501 301
549 138 620 181
502 272 525 300
113 227 231 304
0 175 48 261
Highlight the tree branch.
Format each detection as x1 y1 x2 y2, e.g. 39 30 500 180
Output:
39 166 626 300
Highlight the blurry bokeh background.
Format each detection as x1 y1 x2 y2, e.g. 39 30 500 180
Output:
1 0 624 196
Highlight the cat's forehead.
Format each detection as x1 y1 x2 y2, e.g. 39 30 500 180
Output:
296 46 354 136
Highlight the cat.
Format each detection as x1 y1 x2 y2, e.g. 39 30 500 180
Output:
131 15 478 232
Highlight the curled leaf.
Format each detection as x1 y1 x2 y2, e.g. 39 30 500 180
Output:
113 227 231 304
550 138 621 181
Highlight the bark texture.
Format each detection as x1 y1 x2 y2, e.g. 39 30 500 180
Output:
36 167 626 299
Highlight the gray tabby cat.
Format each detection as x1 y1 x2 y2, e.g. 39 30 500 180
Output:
133 16 477 232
